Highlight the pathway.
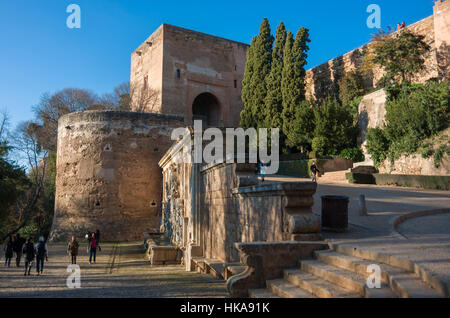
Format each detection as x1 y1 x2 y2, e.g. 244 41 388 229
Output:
0 242 228 298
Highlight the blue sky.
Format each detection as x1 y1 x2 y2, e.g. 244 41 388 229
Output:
0 0 433 128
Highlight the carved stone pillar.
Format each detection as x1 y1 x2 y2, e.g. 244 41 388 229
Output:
282 182 323 241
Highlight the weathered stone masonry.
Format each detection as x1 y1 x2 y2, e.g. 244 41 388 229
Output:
159 128 321 270
131 24 248 127
51 111 183 241
305 0 450 100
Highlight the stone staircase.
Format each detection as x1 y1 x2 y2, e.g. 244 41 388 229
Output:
249 248 443 298
318 169 351 183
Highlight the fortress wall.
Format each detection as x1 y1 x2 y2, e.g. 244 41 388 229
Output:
304 1 450 101
51 111 184 242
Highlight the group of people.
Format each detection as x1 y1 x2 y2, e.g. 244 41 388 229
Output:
2 234 48 276
2 229 101 276
67 229 101 265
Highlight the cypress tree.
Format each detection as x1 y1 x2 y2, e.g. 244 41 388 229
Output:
263 22 287 130
281 27 311 152
240 18 274 128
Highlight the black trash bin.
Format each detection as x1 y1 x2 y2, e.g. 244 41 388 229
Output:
321 195 349 232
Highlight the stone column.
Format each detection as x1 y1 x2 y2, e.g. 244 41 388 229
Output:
282 182 323 241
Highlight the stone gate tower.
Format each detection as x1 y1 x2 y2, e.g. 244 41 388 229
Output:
130 24 248 127
51 25 247 241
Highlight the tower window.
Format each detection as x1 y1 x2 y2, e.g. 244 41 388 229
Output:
176 69 180 79
234 80 237 88
235 65 237 71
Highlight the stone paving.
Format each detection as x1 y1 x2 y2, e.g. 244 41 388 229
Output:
0 242 228 298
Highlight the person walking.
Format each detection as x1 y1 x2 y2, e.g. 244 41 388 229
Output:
310 161 320 183
35 236 48 275
88 232 97 264
13 233 26 267
23 237 35 276
67 236 79 265
4 236 14 267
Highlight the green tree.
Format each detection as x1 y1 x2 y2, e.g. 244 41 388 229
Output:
338 70 366 115
373 29 431 87
263 22 287 130
240 18 274 128
285 99 314 153
281 27 311 152
312 98 356 156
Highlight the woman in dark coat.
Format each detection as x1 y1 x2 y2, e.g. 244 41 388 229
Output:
4 236 14 267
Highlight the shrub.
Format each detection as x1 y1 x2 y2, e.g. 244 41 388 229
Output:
312 98 357 156
434 144 450 168
366 127 389 166
366 81 450 166
339 148 365 162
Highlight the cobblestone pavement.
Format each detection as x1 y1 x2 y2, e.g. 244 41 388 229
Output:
0 242 228 298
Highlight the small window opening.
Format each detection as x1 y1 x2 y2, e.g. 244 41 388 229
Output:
234 80 237 88
176 69 180 79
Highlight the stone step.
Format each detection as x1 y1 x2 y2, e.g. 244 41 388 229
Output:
388 272 443 298
284 268 360 298
327 245 444 298
300 259 396 297
319 169 351 183
266 279 316 298
224 264 246 280
204 258 225 280
248 288 280 298
315 250 389 282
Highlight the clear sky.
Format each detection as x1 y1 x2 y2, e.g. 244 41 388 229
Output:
0 0 434 128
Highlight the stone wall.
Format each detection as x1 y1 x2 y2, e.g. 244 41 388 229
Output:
159 129 321 269
51 110 184 242
378 153 450 176
305 0 450 101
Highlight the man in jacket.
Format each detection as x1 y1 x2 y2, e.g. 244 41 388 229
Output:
35 236 48 275
310 161 320 183
67 236 79 264
23 237 35 276
13 233 26 267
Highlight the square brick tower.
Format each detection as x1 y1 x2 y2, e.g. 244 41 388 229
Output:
130 24 248 127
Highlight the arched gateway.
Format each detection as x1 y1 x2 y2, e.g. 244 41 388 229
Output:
192 92 222 126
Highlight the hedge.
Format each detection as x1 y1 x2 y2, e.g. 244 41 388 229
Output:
346 172 450 190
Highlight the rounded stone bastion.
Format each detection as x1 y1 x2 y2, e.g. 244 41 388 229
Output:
50 110 184 242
